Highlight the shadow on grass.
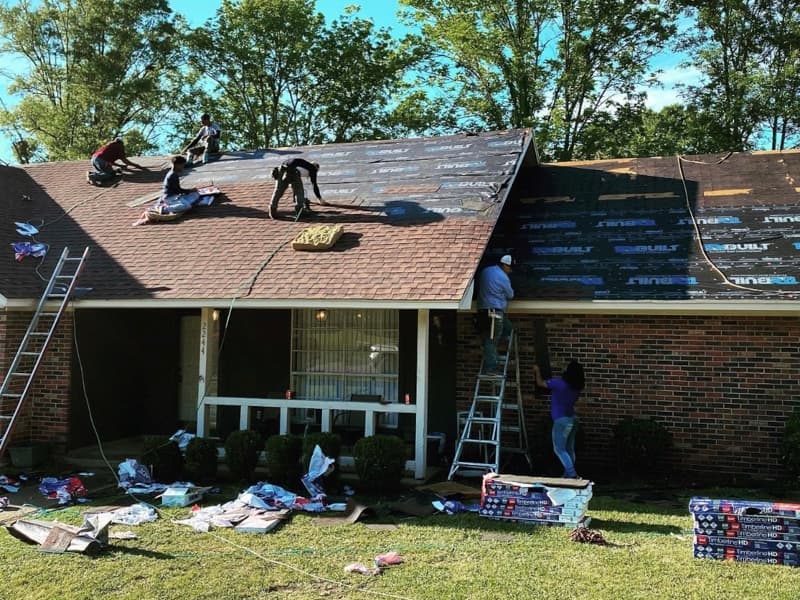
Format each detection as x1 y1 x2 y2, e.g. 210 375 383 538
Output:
587 517 682 536
106 546 175 560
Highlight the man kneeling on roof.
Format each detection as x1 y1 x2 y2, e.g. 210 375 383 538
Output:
182 113 221 167
86 137 144 184
156 155 199 214
268 158 326 219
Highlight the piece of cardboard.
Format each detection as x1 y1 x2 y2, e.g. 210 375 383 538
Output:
312 501 373 526
234 510 289 534
40 525 76 553
160 486 211 507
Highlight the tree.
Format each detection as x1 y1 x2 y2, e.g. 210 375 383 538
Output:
0 0 182 161
673 0 800 151
182 0 418 150
400 0 676 161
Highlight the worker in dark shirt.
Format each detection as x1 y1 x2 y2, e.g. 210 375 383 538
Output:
162 155 195 199
86 137 144 184
268 158 326 219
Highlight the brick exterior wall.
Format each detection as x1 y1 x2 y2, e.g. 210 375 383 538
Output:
0 310 72 451
457 312 800 481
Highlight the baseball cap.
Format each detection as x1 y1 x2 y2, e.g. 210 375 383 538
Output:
500 255 513 266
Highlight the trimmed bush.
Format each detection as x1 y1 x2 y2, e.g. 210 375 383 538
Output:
353 434 407 492
612 417 672 477
184 437 219 484
265 434 303 484
140 436 183 482
224 430 263 481
781 410 800 478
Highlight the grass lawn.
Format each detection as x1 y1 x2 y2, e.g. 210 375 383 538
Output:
2 483 800 600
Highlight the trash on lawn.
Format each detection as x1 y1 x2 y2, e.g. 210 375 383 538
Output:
109 531 138 540
234 510 290 534
432 500 479 515
169 429 195 451
344 563 381 576
38 476 87 505
176 502 289 534
8 513 112 554
0 475 20 493
159 485 211 508
107 503 158 526
0 497 8 510
375 551 404 567
118 459 168 494
302 444 335 502
312 499 373 527
569 526 609 545
239 482 297 510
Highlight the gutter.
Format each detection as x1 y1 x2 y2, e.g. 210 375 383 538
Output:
508 300 800 316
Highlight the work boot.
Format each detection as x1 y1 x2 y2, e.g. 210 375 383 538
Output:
267 205 275 220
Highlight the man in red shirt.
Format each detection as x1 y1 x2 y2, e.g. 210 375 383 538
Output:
87 137 144 184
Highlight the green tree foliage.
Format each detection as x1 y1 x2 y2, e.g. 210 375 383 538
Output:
0 0 181 161
401 0 676 160
182 0 419 150
674 0 800 151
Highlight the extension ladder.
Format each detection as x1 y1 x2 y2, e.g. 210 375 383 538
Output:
448 329 531 479
0 246 90 458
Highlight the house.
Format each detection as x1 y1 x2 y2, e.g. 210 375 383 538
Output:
2 133 798 481
473 151 800 480
0 130 533 479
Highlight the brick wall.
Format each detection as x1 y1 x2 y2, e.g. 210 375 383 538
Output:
456 312 800 481
0 310 73 451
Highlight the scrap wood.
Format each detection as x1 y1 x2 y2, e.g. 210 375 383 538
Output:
312 500 373 527
7 513 112 554
416 481 482 499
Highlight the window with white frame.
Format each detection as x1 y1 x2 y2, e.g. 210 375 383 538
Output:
291 308 400 427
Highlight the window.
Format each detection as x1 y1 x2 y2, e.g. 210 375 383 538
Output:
291 309 400 427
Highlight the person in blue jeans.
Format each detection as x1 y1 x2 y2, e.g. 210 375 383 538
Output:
534 361 585 478
476 255 514 375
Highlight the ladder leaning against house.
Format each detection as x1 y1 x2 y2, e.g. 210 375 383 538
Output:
448 328 532 479
0 246 90 458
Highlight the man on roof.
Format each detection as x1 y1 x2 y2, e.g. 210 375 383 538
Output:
182 113 221 166
268 157 326 219
86 137 144 184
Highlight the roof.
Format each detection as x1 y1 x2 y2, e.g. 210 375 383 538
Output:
487 151 800 306
1 130 532 307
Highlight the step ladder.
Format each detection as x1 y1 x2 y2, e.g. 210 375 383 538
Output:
448 329 531 479
0 246 90 458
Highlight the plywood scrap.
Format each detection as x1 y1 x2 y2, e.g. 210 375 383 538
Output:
291 224 344 251
8 513 112 554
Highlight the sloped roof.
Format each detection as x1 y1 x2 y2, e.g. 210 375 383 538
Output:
487 151 800 304
1 130 532 306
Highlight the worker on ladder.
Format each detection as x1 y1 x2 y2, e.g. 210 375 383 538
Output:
477 255 514 376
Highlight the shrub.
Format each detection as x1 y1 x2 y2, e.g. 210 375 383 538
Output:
612 417 672 477
265 434 303 484
353 434 407 492
140 435 184 482
184 437 219 484
224 430 263 481
781 410 800 478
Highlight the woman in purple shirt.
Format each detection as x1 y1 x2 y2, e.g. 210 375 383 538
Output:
534 361 585 478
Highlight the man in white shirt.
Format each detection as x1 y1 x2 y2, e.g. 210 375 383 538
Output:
183 113 221 166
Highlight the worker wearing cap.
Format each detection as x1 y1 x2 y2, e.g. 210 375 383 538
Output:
86 137 144 184
477 255 514 375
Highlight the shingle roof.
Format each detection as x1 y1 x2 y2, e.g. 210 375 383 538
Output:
1 130 532 304
489 151 800 301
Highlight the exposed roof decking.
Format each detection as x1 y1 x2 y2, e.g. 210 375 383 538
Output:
491 151 800 302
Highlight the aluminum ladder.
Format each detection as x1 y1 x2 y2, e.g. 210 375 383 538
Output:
0 246 90 458
448 329 531 479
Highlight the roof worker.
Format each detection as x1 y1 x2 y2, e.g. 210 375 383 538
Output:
183 113 221 166
162 155 196 199
476 254 514 376
86 137 144 184
268 157 326 220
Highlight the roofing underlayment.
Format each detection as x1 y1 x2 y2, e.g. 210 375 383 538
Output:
0 129 531 304
487 151 800 302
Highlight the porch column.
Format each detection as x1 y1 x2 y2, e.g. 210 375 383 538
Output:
414 308 430 479
196 308 220 437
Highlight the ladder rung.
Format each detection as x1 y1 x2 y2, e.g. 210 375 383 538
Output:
21 352 41 356
10 373 31 377
1 394 22 398
29 332 49 336
468 417 498 425
55 275 76 279
452 461 494 469
63 257 83 261
47 294 67 298
475 395 502 402
461 438 498 446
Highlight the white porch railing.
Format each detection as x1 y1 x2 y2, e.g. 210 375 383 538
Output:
197 395 424 475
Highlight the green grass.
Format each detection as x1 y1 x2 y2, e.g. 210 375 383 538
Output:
2 486 800 600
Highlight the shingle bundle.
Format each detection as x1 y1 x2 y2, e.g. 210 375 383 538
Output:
479 474 592 527
690 497 800 567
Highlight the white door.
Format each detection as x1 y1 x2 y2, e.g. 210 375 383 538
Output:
179 315 201 425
